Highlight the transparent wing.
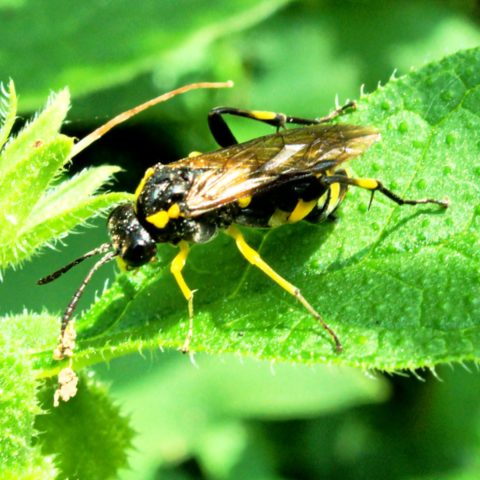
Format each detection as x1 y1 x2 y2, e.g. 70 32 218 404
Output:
171 124 380 216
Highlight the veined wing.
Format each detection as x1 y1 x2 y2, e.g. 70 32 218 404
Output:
172 124 380 216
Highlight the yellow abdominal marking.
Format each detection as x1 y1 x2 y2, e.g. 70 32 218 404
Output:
188 151 202 158
268 209 290 228
237 196 251 208
288 199 317 223
146 210 169 228
134 167 155 199
329 181 340 205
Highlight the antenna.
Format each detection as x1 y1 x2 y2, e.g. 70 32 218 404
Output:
38 243 117 359
70 80 234 158
37 243 112 285
55 250 117 359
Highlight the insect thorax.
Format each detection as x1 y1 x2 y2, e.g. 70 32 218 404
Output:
108 161 349 269
135 165 229 245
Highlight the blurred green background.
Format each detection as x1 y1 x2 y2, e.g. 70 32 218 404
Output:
1 0 480 478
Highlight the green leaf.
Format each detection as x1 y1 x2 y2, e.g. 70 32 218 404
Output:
33 47 480 377
35 376 134 480
0 89 70 173
0 86 130 270
0 314 133 479
99 352 389 478
0 79 17 152
0 84 132 476
30 165 123 223
0 0 292 112
0 314 57 479
0 137 74 237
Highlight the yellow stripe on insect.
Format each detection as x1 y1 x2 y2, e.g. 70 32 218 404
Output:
168 203 181 218
316 190 328 208
134 167 155 200
147 203 182 228
288 199 317 223
268 209 290 228
355 178 379 190
327 182 341 213
170 241 193 302
251 110 278 121
146 210 169 228
188 151 202 158
237 196 251 208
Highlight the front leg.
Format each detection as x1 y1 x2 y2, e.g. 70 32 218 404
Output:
170 241 195 353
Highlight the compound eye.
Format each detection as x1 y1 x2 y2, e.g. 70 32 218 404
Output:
108 203 157 268
122 240 157 268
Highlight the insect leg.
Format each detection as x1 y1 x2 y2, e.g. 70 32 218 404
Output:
314 101 356 124
170 241 195 353
320 175 449 209
226 225 342 352
208 107 289 147
208 102 356 148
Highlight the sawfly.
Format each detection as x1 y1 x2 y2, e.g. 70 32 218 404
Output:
39 83 448 376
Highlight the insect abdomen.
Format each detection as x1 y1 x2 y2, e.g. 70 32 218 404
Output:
232 171 347 228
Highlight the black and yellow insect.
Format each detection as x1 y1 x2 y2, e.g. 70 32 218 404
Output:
39 101 448 359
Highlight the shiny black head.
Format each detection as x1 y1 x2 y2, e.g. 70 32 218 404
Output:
37 203 157 357
108 203 157 268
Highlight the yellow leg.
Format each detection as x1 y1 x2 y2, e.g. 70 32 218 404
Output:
170 241 194 352
322 175 449 210
226 225 342 352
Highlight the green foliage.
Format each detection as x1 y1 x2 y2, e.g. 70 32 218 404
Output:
0 86 131 478
99 351 389 479
0 314 57 479
0 82 130 270
29 47 480 379
0 0 291 111
1 2 479 478
35 377 134 480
